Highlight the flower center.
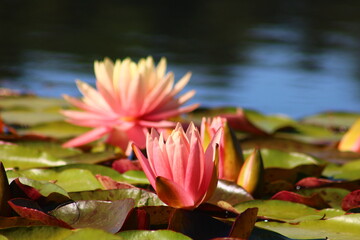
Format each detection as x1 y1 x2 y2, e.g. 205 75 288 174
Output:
120 116 137 122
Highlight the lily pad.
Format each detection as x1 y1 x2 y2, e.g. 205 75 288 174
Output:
69 188 165 207
243 148 324 169
256 214 360 240
117 230 191 240
0 144 67 169
234 200 344 222
50 199 135 233
7 168 103 192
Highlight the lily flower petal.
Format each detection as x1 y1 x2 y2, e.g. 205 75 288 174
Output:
62 56 198 150
133 122 222 209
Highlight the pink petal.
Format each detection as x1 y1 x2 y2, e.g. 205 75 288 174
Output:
76 80 113 113
106 128 130 150
132 143 156 188
125 124 148 149
62 126 110 148
144 103 199 121
138 120 176 129
155 176 195 209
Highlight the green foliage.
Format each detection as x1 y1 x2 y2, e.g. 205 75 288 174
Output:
1 96 360 239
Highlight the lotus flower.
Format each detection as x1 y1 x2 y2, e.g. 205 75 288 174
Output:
132 122 221 209
201 117 243 182
61 57 199 150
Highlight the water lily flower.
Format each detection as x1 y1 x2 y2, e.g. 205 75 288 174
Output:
338 118 360 153
61 57 199 150
201 117 243 182
132 122 222 209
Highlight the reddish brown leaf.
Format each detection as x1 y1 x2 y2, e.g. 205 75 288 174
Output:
112 159 142 173
0 162 12 217
8 198 72 229
342 190 360 211
95 174 135 190
121 208 150 231
0 216 44 229
271 191 330 209
14 178 42 201
229 207 258 239
220 108 268 136
297 177 360 191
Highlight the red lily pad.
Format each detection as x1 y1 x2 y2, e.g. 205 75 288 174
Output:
296 177 360 191
342 190 360 211
8 198 72 228
271 191 330 209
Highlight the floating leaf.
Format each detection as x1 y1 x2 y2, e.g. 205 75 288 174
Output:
50 199 134 233
341 190 360 211
20 121 90 139
0 226 72 240
65 228 124 239
243 148 324 169
8 198 71 229
271 191 330 209
300 111 360 130
234 200 344 222
297 187 350 209
0 144 67 169
0 162 11 217
8 168 103 192
117 230 192 240
15 141 81 158
1 111 64 126
207 180 253 206
256 214 360 240
229 208 258 239
69 188 165 207
0 96 69 111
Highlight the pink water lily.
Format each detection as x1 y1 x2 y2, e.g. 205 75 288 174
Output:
133 122 222 209
61 57 199 150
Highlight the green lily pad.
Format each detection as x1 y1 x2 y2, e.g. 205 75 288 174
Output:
121 170 149 185
0 144 68 169
1 111 64 126
243 109 296 134
16 141 81 158
69 188 165 207
117 230 192 240
57 164 125 182
0 226 124 240
300 112 360 130
7 168 102 192
297 187 350 209
65 228 123 240
323 159 360 180
256 214 360 240
17 177 69 199
0 97 69 111
19 121 90 139
234 200 344 222
0 226 72 240
243 148 324 169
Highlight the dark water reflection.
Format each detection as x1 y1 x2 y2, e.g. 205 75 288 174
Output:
1 0 360 118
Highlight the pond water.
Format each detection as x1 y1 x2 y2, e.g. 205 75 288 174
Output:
1 0 360 118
